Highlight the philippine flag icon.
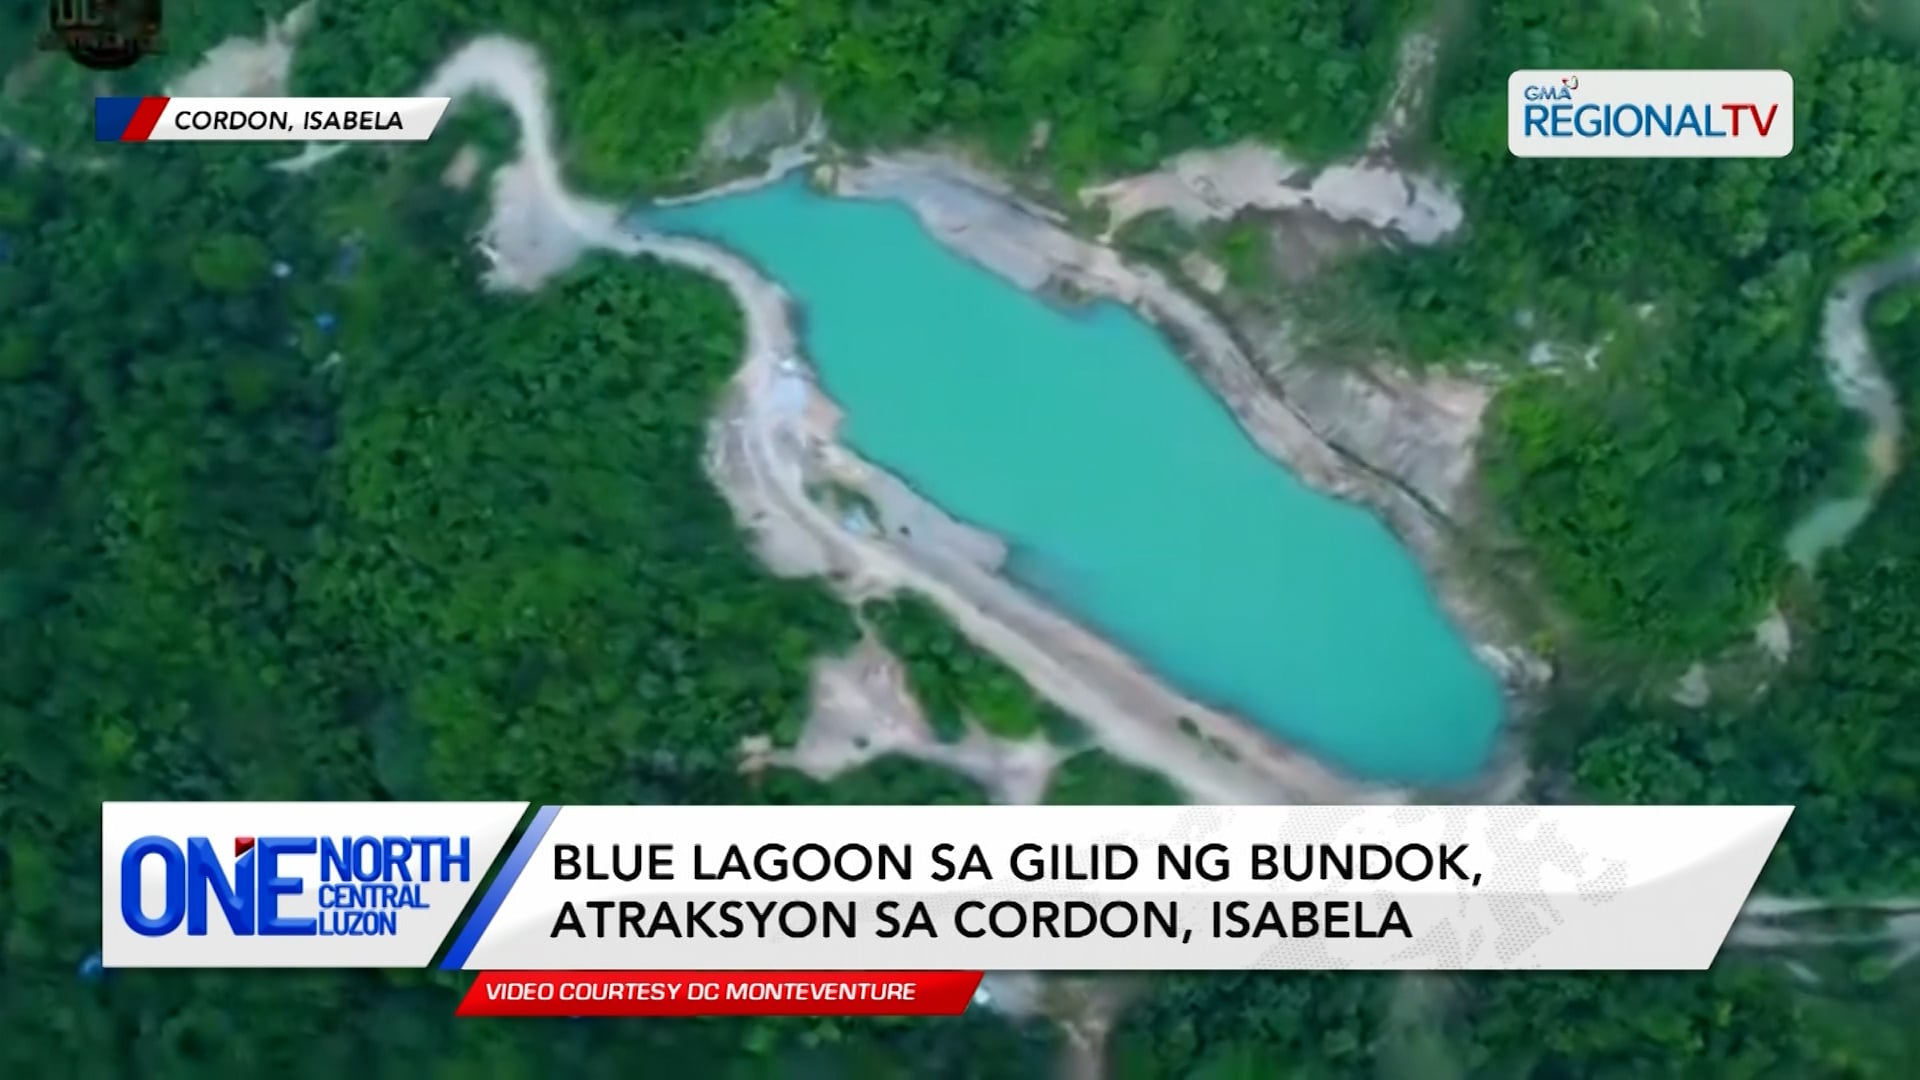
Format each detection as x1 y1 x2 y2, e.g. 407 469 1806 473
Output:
95 96 171 142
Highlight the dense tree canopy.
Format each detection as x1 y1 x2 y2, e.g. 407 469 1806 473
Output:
0 123 1059 1076
1339 3 1920 659
1113 973 1396 1079
299 0 1419 187
1537 286 1920 896
1449 962 1920 1079
5 0 1416 189
1043 750 1183 806
864 595 1087 745
1306 0 1920 901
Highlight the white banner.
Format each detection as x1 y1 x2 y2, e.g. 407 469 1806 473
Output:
103 802 526 967
451 805 1790 971
1508 70 1793 158
96 97 449 142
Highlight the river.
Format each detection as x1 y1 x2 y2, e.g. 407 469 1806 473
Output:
651 178 1502 783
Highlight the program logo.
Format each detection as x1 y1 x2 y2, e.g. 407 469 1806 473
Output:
1509 70 1792 158
119 834 473 938
103 803 525 967
42 0 165 71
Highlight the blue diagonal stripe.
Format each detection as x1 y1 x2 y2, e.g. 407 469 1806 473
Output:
439 805 560 970
95 97 142 142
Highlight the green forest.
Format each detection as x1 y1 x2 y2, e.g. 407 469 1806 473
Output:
4 0 1918 1076
864 594 1089 746
5 0 1418 187
1345 1 1920 662
1328 0 1920 901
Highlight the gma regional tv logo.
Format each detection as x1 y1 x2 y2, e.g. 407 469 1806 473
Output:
1509 70 1793 158
103 802 525 967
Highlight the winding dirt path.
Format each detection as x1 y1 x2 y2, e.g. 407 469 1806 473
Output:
1785 250 1916 567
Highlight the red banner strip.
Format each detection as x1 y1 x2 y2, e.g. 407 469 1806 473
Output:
457 971 984 1017
123 96 171 142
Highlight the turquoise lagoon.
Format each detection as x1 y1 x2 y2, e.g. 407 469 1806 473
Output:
651 179 1502 783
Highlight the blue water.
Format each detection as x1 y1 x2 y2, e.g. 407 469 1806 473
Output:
651 178 1502 782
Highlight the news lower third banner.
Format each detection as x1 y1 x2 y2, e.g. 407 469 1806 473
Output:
95 97 449 142
106 803 1788 982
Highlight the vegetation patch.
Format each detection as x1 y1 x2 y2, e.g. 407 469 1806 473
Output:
1044 750 1185 805
863 594 1087 745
